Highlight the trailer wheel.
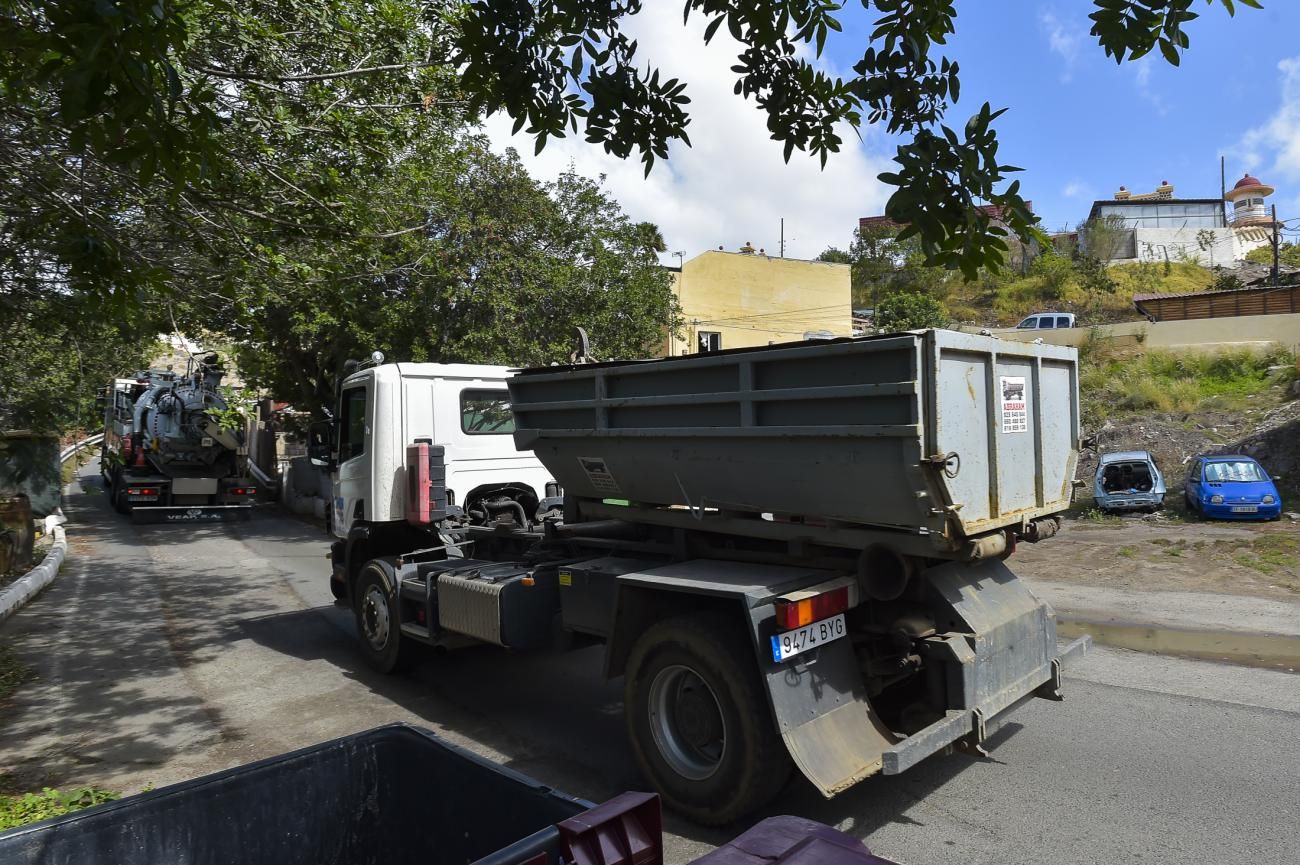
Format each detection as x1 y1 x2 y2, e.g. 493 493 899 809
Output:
624 612 791 825
352 559 409 674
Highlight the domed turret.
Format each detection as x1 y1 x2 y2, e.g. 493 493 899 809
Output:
1224 172 1275 227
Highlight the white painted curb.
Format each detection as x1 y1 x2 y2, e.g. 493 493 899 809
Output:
0 432 95 625
0 514 67 624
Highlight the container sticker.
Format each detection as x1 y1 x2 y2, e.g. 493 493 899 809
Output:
578 456 622 495
558 570 573 587
1000 376 1028 434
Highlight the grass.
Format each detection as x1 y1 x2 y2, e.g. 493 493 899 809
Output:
1080 346 1296 424
0 787 120 831
1076 507 1123 525
1234 535 1300 576
946 261 1215 327
0 642 35 704
1117 546 1136 558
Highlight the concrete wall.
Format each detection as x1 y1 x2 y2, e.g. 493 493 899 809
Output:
972 312 1300 355
1117 228 1236 268
667 251 851 356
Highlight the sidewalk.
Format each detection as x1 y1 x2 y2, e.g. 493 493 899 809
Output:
1025 576 1300 671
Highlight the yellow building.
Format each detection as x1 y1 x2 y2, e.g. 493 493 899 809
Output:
665 249 852 356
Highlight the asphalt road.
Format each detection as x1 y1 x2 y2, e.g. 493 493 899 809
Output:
3 465 1298 865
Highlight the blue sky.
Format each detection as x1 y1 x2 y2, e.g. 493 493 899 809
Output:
488 2 1300 260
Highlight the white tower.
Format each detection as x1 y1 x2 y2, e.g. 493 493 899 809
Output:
1224 173 1275 227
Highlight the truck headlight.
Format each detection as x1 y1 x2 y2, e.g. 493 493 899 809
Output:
1210 495 1224 504
1262 495 1275 504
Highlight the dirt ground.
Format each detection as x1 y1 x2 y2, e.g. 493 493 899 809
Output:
1013 512 1300 601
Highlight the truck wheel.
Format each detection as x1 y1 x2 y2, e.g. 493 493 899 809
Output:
352 559 409 674
624 612 791 825
110 476 132 515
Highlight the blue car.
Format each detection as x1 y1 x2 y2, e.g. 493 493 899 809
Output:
1095 450 1166 513
1184 455 1283 521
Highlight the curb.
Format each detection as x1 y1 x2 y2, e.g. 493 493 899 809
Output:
1057 617 1300 673
0 514 67 625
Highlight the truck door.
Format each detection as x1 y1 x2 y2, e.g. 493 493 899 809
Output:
334 384 371 536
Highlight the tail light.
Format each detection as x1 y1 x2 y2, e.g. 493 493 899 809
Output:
774 577 858 631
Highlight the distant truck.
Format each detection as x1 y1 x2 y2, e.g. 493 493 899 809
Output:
316 331 1089 824
100 354 257 523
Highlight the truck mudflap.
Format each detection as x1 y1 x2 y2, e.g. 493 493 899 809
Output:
130 505 253 524
763 559 1089 797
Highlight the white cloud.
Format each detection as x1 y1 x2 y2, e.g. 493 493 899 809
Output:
1234 56 1300 185
1132 58 1170 117
481 5 892 261
1062 180 1092 199
1040 11 1081 82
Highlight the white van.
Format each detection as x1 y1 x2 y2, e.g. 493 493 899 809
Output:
1015 312 1076 330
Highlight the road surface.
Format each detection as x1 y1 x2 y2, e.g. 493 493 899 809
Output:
2 464 1297 864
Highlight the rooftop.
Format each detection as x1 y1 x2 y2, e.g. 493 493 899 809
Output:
859 202 1033 231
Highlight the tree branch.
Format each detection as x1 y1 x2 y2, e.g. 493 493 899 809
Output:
191 61 438 83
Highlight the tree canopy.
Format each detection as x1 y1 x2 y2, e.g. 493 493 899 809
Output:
2 0 678 425
1244 242 1300 269
0 0 1258 297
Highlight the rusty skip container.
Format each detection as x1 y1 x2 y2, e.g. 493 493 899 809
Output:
509 330 1079 558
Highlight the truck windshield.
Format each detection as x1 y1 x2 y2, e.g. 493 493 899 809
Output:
462 389 515 434
1204 461 1265 482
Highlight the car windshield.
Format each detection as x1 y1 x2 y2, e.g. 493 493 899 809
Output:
1203 461 1266 483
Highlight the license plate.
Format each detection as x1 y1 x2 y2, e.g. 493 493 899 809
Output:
1231 505 1258 513
771 614 847 663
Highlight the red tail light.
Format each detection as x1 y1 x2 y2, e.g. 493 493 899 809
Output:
775 585 851 630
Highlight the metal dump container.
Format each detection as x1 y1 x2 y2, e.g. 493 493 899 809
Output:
0 725 594 865
509 330 1079 548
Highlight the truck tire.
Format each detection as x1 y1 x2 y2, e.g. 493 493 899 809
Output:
352 559 409 674
110 475 132 515
623 612 792 825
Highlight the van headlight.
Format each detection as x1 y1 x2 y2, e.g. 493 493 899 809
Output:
1210 495 1224 504
1262 495 1275 504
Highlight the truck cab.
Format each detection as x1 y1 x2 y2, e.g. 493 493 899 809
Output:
327 363 555 594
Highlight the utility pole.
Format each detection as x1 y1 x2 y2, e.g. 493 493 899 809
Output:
780 218 785 258
1272 204 1281 287
1220 156 1227 226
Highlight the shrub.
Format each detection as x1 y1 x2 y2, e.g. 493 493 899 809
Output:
875 292 947 331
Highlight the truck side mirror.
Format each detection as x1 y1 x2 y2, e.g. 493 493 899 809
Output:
307 420 335 469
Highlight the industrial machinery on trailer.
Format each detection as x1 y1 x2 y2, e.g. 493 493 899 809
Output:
319 331 1089 824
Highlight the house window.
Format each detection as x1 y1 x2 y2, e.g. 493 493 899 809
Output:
697 331 722 353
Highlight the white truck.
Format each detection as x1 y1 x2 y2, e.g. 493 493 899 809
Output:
324 361 557 600
318 333 1089 825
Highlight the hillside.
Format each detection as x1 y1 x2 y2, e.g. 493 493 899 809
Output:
1074 346 1300 510
944 260 1216 328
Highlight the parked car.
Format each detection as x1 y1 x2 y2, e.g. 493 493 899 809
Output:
1016 312 1076 330
1094 450 1165 513
1184 455 1283 520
